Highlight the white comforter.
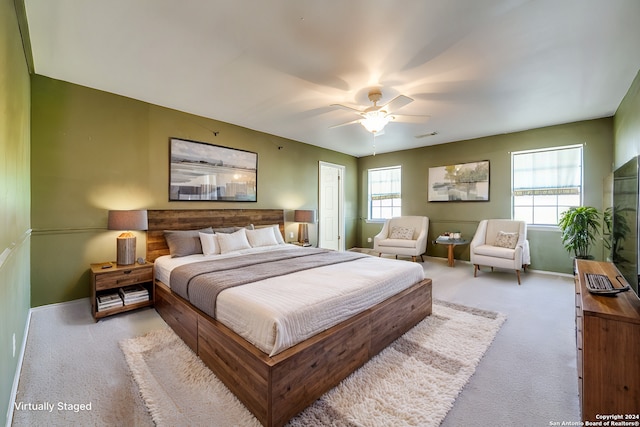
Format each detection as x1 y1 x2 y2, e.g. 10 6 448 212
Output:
155 245 425 356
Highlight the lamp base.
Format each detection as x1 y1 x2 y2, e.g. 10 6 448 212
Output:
116 233 136 265
297 223 309 245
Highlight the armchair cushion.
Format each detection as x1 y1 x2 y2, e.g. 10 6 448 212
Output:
473 244 517 260
376 238 418 249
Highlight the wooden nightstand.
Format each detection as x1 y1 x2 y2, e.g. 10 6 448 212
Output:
90 261 154 320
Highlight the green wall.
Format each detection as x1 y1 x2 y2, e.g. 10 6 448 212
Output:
614 70 640 168
30 75 358 307
1 0 31 423
357 118 614 274
24 40 640 303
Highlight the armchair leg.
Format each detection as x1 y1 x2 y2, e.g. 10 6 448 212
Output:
378 253 382 257
411 256 417 262
516 270 521 285
420 254 425 262
474 264 479 277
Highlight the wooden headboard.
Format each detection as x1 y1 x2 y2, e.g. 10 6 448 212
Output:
146 209 285 262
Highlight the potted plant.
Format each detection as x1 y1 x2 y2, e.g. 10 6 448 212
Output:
558 206 601 261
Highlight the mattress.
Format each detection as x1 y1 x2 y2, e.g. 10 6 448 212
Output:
154 246 425 356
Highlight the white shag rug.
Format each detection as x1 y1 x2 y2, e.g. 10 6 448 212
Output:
120 300 506 426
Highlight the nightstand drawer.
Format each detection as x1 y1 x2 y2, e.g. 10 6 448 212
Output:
95 268 153 290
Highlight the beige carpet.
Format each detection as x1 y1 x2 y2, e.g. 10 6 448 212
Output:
120 300 505 427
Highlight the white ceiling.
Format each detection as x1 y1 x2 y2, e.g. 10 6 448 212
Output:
23 0 640 157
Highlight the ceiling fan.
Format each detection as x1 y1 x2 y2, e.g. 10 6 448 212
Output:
329 88 429 134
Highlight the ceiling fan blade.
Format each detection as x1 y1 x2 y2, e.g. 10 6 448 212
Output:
391 114 431 123
382 95 413 113
415 131 439 139
329 118 361 129
330 103 364 115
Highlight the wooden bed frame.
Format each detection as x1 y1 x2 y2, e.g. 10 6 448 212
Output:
147 209 433 427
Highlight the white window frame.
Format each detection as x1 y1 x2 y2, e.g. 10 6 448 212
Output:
511 144 584 228
367 165 402 222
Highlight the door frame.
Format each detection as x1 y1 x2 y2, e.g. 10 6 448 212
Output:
318 161 345 251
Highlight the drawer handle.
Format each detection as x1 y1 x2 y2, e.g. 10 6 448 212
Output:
123 270 132 274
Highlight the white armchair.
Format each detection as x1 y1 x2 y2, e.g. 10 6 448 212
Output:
373 216 429 262
470 219 530 285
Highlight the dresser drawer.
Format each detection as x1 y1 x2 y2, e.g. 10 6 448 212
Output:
95 267 153 290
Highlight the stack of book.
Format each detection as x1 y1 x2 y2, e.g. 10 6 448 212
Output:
97 293 123 311
119 284 149 305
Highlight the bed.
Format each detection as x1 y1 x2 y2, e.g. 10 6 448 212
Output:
148 209 433 427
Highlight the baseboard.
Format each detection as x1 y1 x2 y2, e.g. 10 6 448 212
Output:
29 297 89 313
6 308 32 427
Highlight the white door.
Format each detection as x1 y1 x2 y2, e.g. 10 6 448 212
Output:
319 162 345 251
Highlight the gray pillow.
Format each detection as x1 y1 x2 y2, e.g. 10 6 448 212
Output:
164 228 213 257
212 224 254 234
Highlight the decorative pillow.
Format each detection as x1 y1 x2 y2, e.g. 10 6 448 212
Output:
217 228 252 254
494 231 519 249
199 232 220 255
246 227 279 247
255 224 286 244
164 228 213 257
389 226 415 240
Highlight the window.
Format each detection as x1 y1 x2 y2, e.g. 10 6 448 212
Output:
512 145 583 226
368 166 401 221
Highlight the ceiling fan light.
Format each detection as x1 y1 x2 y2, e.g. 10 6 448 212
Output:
360 112 391 133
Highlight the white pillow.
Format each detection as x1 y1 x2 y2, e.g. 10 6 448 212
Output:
255 224 285 245
199 232 220 255
217 228 251 254
246 227 279 247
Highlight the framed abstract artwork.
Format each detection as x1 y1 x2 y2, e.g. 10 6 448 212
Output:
169 138 257 201
428 160 489 202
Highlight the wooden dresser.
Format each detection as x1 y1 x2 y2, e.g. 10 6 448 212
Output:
574 259 640 422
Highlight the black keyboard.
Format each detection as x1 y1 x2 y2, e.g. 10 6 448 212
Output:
585 273 614 290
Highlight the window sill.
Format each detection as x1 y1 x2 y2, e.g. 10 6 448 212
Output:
527 225 561 232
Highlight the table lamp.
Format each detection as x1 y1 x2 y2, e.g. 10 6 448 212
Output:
107 210 148 265
294 209 316 246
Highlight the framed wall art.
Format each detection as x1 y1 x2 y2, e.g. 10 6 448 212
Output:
169 137 257 201
428 160 489 202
